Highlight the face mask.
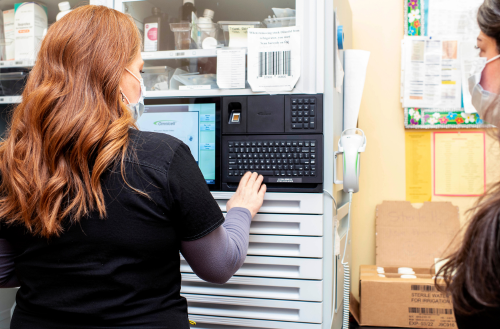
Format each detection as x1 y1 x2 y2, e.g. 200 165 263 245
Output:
468 54 500 119
121 68 146 120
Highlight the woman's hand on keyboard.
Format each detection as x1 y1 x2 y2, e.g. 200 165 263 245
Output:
226 172 266 218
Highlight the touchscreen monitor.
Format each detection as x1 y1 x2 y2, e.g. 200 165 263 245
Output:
138 98 220 189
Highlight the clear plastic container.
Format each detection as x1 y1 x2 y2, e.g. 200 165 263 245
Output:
263 16 296 28
173 73 218 89
169 22 192 50
272 8 296 18
142 66 174 91
218 21 261 47
0 69 29 96
195 23 218 49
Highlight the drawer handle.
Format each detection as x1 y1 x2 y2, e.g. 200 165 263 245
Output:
188 302 300 322
250 222 301 234
182 282 300 299
248 243 300 256
181 260 302 278
216 200 301 212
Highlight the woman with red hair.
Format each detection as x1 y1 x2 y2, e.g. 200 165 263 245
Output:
0 5 265 328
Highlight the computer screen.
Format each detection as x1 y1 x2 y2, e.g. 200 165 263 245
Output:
137 103 217 185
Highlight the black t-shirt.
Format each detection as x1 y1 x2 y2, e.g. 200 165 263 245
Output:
0 129 224 329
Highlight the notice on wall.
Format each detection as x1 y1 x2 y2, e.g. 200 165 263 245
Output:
427 0 483 38
434 132 486 196
228 25 250 48
402 37 461 109
216 49 246 89
405 131 432 203
247 26 300 92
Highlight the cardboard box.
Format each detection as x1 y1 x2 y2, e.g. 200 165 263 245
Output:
14 2 47 61
351 201 460 328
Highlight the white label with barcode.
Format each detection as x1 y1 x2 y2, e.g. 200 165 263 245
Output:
247 26 300 92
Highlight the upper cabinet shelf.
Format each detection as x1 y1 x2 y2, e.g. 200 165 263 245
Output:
142 48 217 60
0 59 34 68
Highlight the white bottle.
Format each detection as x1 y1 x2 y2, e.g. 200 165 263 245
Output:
197 9 215 48
56 2 72 21
197 9 214 26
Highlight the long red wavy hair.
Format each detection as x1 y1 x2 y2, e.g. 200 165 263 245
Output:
0 5 141 238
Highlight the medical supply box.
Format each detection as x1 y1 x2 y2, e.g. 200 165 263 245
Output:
14 2 48 61
351 201 460 329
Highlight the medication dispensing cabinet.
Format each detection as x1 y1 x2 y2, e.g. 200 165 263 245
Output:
0 0 353 328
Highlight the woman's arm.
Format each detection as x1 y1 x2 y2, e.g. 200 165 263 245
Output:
180 207 251 284
0 239 20 288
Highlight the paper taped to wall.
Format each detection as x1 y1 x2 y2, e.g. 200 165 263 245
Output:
427 0 483 38
460 41 481 113
402 36 462 109
343 50 370 130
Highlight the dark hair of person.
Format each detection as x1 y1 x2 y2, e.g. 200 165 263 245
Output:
436 1 500 314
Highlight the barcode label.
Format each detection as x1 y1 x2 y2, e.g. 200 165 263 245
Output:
409 308 453 315
175 52 185 57
258 51 291 77
411 285 436 292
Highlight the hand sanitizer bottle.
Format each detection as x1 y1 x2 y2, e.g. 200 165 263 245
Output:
56 2 72 21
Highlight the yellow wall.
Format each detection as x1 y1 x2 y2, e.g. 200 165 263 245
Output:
348 0 500 300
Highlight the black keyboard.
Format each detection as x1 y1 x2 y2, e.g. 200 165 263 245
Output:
222 135 323 184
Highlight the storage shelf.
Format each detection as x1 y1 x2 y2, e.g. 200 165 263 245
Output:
0 60 34 68
142 49 217 60
142 47 248 60
0 96 21 104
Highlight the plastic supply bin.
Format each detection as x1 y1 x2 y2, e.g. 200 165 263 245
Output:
218 21 261 47
169 23 192 50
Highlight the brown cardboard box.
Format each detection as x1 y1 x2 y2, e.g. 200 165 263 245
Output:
351 201 460 328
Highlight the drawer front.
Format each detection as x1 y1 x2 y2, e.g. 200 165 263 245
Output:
181 274 323 301
212 192 323 214
181 256 323 280
189 315 322 329
184 294 322 323
232 213 323 236
248 235 323 258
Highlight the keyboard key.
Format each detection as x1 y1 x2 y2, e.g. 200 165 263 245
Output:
287 171 292 176
305 165 310 170
305 171 310 176
263 142 268 146
300 159 310 164
257 141 263 146
237 159 242 164
304 117 309 123
310 171 316 176
303 98 309 104
280 141 286 147
292 123 303 129
298 105 304 110
298 171 303 176
275 170 280 176
309 122 315 129
304 105 309 110
281 170 286 176
303 123 309 129
298 117 303 123
293 171 298 176
251 142 257 146
228 142 234 147
228 171 233 176
234 142 240 146
246 142 251 146
310 106 316 116
302 147 310 153
298 99 304 104
292 99 298 105
310 98 316 104
228 153 236 159
298 111 303 116
286 142 292 147
292 105 298 110
292 142 297 147
304 111 309 116
310 141 316 147
298 141 304 147
229 165 237 170
292 111 297 117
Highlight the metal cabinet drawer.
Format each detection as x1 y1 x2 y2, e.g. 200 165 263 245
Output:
212 192 323 215
188 315 322 329
224 213 323 236
181 274 323 301
248 235 323 258
184 294 322 323
181 255 323 280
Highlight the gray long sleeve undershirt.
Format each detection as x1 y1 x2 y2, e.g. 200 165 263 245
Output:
0 207 252 288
